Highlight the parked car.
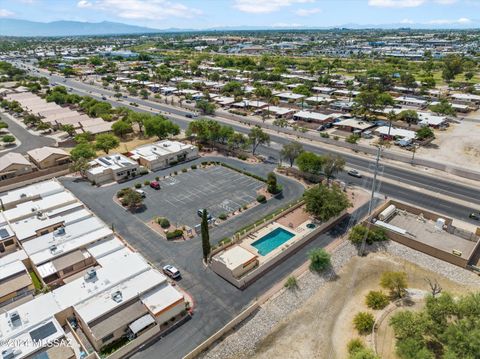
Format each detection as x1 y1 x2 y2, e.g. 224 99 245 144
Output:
197 208 212 220
101 96 107 100
162 265 181 279
135 189 146 198
347 169 362 178
185 113 193 118
469 212 480 220
150 181 160 190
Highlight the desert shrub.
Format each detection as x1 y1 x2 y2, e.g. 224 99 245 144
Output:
158 217 170 229
365 291 390 310
284 276 298 290
191 164 197 169
308 248 331 272
144 180 150 186
256 195 266 203
134 183 142 189
166 229 183 240
219 213 227 220
353 312 375 335
182 168 187 172
116 188 129 198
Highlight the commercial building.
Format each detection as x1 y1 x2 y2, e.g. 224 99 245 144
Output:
129 140 198 171
87 154 140 184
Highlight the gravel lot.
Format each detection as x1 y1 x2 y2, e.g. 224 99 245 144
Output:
202 240 480 359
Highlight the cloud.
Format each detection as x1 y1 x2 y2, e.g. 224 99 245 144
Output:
233 0 314 14
368 0 457 7
400 18 414 23
0 9 14 17
80 0 201 20
272 22 303 27
77 0 93 8
368 0 426 7
428 17 471 24
295 7 321 16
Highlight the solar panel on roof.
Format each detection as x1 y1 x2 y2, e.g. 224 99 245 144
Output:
29 321 57 342
98 158 111 166
0 229 10 239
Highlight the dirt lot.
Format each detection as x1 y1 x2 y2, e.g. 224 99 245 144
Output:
251 252 476 359
415 119 480 172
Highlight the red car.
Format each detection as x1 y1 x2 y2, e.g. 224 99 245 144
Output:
150 181 160 190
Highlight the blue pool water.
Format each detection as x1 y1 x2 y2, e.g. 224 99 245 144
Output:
251 227 295 256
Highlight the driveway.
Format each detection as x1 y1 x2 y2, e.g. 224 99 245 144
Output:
0 112 55 153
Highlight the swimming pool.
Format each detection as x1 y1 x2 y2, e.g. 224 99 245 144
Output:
251 227 295 256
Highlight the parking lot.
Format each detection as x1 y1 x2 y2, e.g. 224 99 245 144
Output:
135 165 265 228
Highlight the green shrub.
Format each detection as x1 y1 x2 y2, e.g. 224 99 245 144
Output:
334 136 339 141
308 248 331 272
116 188 129 198
219 237 231 245
365 291 390 310
348 225 388 245
139 168 148 175
166 229 183 240
134 183 142 189
182 168 187 173
238 154 248 160
144 180 150 186
353 312 375 335
284 276 298 290
201 161 208 166
256 195 266 203
346 134 361 144
173 171 177 175
155 176 160 181
191 165 197 170
219 213 228 220
320 132 330 138
347 339 365 355
243 204 248 210
158 217 170 229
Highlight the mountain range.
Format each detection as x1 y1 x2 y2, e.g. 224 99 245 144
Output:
0 18 479 37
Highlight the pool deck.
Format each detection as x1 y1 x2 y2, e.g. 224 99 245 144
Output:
239 220 316 264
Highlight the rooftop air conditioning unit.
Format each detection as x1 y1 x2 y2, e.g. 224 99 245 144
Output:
9 312 21 328
84 268 97 281
49 244 57 253
54 227 65 236
20 193 27 198
111 291 123 303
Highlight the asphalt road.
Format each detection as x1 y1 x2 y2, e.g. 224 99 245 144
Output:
24 65 479 208
0 111 55 153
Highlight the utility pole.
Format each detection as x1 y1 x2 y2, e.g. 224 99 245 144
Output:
361 146 381 256
411 145 417 165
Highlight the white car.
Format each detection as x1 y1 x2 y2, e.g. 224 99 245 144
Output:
347 169 362 178
135 189 146 198
162 265 181 279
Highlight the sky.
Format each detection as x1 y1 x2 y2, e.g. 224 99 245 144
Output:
1 0 480 29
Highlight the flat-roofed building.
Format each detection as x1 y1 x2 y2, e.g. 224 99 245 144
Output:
27 146 70 169
0 260 34 305
293 110 334 124
211 245 258 281
129 140 198 171
87 154 139 184
0 153 33 181
333 118 376 133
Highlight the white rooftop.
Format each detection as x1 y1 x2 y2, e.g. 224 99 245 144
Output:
130 140 196 161
214 246 257 271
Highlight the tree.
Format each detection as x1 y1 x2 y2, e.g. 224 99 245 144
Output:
304 184 351 221
416 127 434 140
442 54 463 82
354 90 393 119
366 291 390 310
280 141 303 167
380 271 408 298
429 98 456 116
112 120 133 138
227 132 248 151
75 131 94 144
323 154 345 182
267 172 279 194
248 126 270 155
122 189 143 210
139 89 149 99
144 116 180 140
61 124 76 137
424 278 442 298
0 121 8 130
353 312 375 335
308 248 331 272
127 112 148 135
296 151 324 175
70 142 96 161
69 157 90 178
95 134 119 154
397 110 419 127
201 209 211 262
196 100 216 115
348 225 388 245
